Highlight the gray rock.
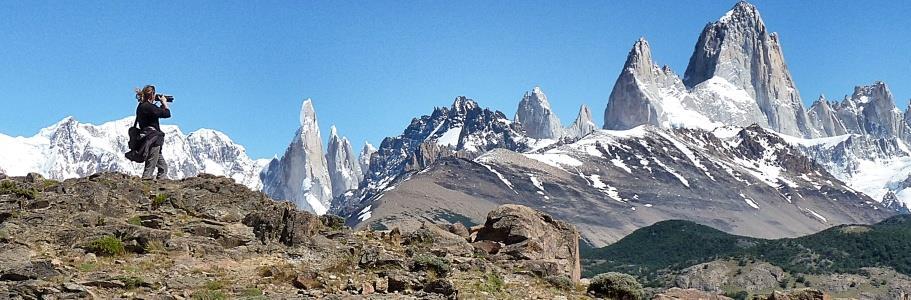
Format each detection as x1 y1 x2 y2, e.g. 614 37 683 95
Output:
684 1 812 137
325 126 363 198
565 104 596 139
515 86 563 139
25 172 44 183
475 204 581 282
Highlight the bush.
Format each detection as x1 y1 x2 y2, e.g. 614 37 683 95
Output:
544 275 574 290
587 272 644 300
411 254 450 277
0 181 38 199
86 235 126 256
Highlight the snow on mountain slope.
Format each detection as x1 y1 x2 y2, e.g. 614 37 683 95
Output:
0 116 268 190
348 124 891 246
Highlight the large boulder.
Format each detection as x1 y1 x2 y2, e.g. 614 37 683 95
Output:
243 202 323 246
652 288 733 300
474 204 581 281
766 289 832 300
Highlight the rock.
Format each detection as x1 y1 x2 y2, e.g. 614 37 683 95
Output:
475 204 581 281
358 247 406 270
514 86 563 139
82 279 126 289
82 253 97 263
653 288 733 300
292 272 322 290
325 126 364 198
0 260 58 281
374 276 389 293
25 172 44 183
243 202 322 246
565 104 596 139
411 223 473 257
447 223 470 239
471 240 501 255
767 288 832 300
423 279 457 296
523 260 562 278
384 270 421 292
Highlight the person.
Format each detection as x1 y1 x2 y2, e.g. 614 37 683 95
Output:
135 85 171 180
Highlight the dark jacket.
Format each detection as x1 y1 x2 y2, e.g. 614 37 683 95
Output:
125 102 170 162
136 102 171 131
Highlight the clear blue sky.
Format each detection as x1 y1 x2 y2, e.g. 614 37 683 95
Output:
1 1 908 158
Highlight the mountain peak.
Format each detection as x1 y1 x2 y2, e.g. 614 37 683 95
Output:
566 104 595 139
451 96 479 114
516 86 562 139
720 1 762 24
300 98 317 127
623 37 654 71
329 125 339 138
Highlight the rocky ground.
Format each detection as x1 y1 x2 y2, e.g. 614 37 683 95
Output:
0 173 593 299
0 172 849 299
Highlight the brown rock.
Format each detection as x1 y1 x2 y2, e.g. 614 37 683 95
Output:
448 222 470 239
374 276 389 293
361 282 375 295
471 240 502 254
475 204 581 282
653 288 733 300
767 289 832 300
243 202 322 246
25 172 44 183
292 272 322 290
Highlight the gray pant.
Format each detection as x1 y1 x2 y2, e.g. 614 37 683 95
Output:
142 145 167 179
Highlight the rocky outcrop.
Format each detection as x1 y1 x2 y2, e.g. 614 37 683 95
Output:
683 1 812 137
566 104 596 139
358 142 376 180
830 82 907 140
674 260 786 293
475 204 581 282
766 289 832 300
0 175 591 299
260 99 334 215
652 288 733 300
807 95 848 137
325 126 363 198
515 86 563 139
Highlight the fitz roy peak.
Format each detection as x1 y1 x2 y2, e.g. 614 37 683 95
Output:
683 1 812 137
326 125 364 198
514 86 563 139
260 99 334 215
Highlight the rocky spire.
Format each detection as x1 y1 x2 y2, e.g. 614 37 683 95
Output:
358 142 376 180
565 104 596 139
807 94 848 136
604 38 713 130
515 86 563 139
326 125 363 198
831 82 904 139
683 1 812 137
260 99 334 215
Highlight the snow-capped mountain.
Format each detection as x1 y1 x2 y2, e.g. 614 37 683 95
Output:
260 99 334 215
326 125 364 198
515 86 563 139
566 104 596 139
0 116 268 189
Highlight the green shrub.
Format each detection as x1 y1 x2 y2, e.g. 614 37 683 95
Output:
152 194 168 207
86 235 126 256
544 275 574 290
0 181 38 199
127 216 142 226
587 272 644 300
474 272 505 293
724 291 750 300
192 290 227 300
411 254 450 277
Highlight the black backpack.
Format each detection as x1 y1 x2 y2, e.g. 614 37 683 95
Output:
125 118 144 163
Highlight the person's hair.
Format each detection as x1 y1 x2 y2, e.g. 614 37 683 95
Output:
135 85 156 102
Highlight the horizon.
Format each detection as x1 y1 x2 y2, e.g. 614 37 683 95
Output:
1 1 908 159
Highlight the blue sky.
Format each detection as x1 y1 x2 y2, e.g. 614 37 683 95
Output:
0 1 908 158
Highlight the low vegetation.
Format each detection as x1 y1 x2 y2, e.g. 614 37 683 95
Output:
587 272 644 300
85 235 126 256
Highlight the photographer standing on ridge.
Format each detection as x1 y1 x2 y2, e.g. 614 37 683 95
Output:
135 85 172 180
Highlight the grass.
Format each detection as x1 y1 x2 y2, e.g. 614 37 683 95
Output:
474 272 505 294
112 275 148 289
152 193 168 207
85 235 126 256
192 290 227 300
0 180 38 199
127 216 142 226
240 288 266 299
78 262 97 272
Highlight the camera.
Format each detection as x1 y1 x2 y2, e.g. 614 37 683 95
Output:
156 94 175 102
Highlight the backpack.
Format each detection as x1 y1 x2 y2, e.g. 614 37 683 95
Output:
125 118 144 163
